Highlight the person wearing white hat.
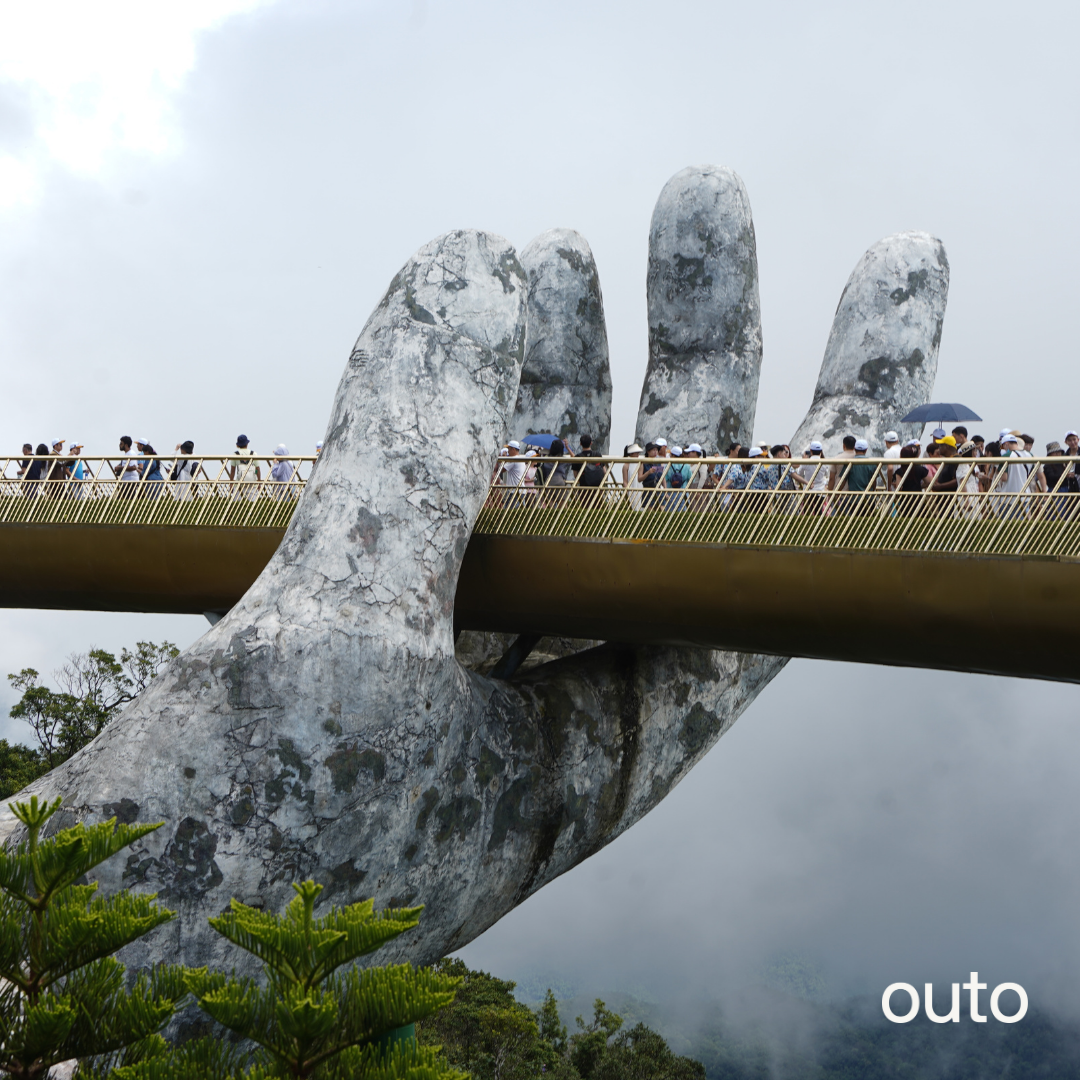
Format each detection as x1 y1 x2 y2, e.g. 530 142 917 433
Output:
500 440 526 499
840 439 875 511
66 440 87 494
621 443 645 507
682 443 707 498
883 430 902 489
798 441 829 499
992 433 1030 517
1065 430 1079 455
654 437 669 456
663 446 691 509
44 438 72 492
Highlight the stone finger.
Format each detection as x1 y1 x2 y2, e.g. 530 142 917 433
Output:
791 231 950 453
514 229 613 452
637 164 762 450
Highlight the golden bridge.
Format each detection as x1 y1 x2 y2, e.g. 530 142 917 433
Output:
2 455 1078 683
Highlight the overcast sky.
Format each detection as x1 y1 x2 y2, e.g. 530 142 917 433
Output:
2 0 1079 1017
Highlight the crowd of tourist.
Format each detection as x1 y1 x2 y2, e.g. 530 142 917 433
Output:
9 435 322 498
8 423 1080 517
493 426 1080 517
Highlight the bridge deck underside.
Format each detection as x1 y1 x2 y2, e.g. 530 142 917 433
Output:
2 522 1077 683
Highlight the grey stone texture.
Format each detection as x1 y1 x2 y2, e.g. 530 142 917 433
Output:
792 231 950 455
515 229 613 452
639 165 762 451
0 228 778 975
0 189 948 980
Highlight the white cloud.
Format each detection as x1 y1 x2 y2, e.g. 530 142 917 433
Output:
0 0 275 206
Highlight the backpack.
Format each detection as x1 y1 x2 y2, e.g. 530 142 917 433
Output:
579 459 605 487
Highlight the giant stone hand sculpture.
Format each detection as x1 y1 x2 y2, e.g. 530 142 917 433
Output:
0 172 948 975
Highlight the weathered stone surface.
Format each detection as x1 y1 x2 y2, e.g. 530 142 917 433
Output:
638 165 762 451
0 184 948 979
792 231 949 454
0 227 777 976
515 229 613 452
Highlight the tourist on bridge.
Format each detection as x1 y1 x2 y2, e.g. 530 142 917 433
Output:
538 438 570 504
955 442 981 519
229 434 262 484
66 441 86 498
896 444 931 513
114 436 140 497
269 444 298 500
797 442 829 511
135 440 165 499
838 439 876 512
662 446 690 510
1043 442 1073 520
1065 430 1079 455
15 444 33 480
638 443 665 508
42 440 70 497
170 441 204 501
622 443 644 509
994 434 1032 518
21 444 49 495
498 441 526 506
827 435 857 492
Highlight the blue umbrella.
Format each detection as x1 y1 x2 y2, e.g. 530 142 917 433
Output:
521 433 561 450
900 403 982 424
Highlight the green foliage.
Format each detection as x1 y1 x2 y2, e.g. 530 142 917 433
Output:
118 881 466 1080
0 739 49 801
0 795 188 1079
587 1021 706 1080
419 963 704 1080
2 640 178 798
568 999 624 1079
417 958 553 1080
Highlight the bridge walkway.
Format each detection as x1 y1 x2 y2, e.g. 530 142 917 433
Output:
1 455 1077 682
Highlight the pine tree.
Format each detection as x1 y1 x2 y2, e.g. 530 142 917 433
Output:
0 795 189 1079
115 881 467 1080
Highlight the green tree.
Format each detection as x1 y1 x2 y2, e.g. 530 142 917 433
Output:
117 882 466 1080
0 795 189 1080
569 1000 624 1080
0 739 48 802
2 641 179 798
594 1023 706 1080
418 959 558 1080
569 999 705 1080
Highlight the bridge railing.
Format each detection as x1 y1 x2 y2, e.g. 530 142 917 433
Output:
0 456 315 529
475 456 1080 559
